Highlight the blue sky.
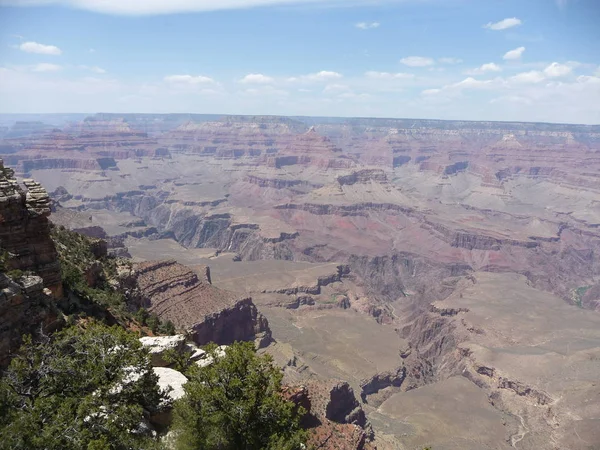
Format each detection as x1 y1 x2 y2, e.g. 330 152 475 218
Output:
0 0 599 123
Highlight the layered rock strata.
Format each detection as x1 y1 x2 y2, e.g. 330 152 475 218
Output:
122 259 271 347
0 160 62 296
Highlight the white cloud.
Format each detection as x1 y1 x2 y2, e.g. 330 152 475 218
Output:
0 0 408 15
78 65 106 74
355 22 380 30
510 70 545 84
454 77 496 89
490 95 533 106
503 46 526 60
422 76 501 97
544 62 572 77
2 64 599 124
19 41 62 55
338 91 371 100
32 63 62 72
323 83 349 93
241 85 288 97
288 70 343 83
466 62 502 75
400 56 435 67
484 17 522 31
89 48 96 53
308 70 342 81
164 74 215 84
439 57 463 65
239 73 274 84
365 71 413 79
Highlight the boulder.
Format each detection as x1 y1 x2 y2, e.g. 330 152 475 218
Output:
139 335 186 367
150 367 188 427
153 367 188 402
195 345 227 368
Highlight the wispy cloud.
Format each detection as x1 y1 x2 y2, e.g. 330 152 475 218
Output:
421 76 499 97
288 71 343 82
484 17 522 31
466 63 502 75
439 57 463 65
164 74 216 84
0 0 417 15
365 71 414 79
78 65 106 74
503 46 526 60
32 63 62 72
238 73 274 84
355 22 380 30
544 62 572 77
510 70 545 84
400 56 434 67
18 41 62 55
323 83 350 93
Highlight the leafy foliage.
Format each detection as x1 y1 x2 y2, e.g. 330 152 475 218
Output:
172 342 307 450
0 322 165 450
52 226 177 334
52 225 130 317
135 307 176 336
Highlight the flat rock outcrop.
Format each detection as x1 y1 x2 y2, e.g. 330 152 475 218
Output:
124 260 271 347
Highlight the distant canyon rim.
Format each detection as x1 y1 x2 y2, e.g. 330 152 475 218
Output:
1 113 600 450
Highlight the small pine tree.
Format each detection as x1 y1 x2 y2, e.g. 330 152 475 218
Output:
172 342 307 450
146 313 160 333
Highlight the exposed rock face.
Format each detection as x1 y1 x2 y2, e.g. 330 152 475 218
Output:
337 169 387 186
0 161 63 364
0 166 62 297
360 366 406 402
0 273 56 367
4 114 600 448
325 382 367 427
124 260 271 347
298 381 374 450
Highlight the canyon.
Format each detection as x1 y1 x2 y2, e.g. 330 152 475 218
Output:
1 113 600 449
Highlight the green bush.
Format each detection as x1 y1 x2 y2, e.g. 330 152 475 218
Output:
172 342 306 450
0 322 166 450
134 307 150 326
147 313 160 333
6 269 23 281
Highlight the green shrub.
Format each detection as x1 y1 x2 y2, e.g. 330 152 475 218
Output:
0 322 165 450
6 269 23 281
172 341 306 450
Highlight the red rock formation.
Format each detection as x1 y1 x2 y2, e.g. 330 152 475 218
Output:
294 381 374 450
124 259 272 347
